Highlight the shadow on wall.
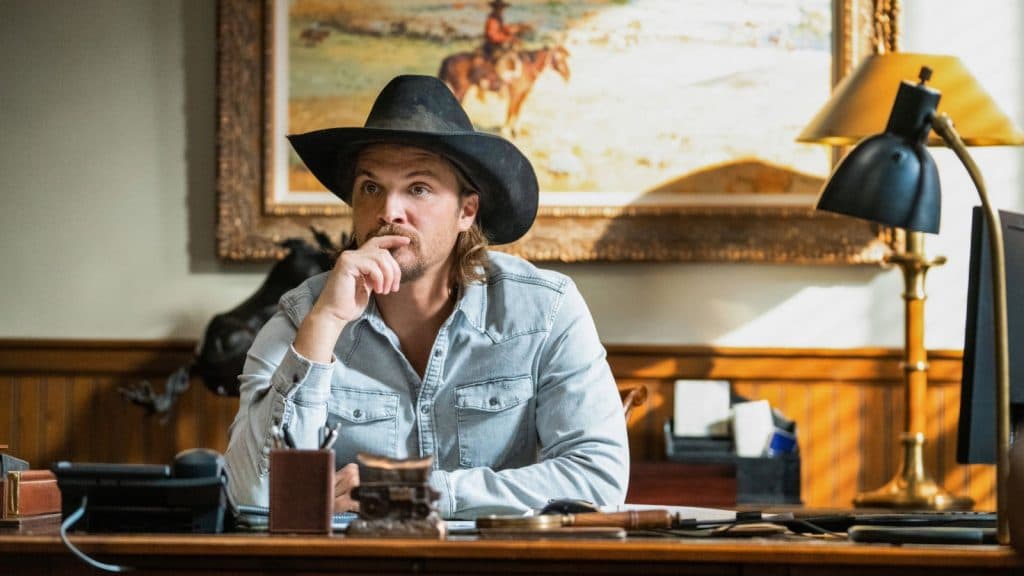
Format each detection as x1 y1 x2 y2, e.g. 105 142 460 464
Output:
549 160 893 345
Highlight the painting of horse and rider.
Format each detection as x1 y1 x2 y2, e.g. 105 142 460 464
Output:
280 0 833 210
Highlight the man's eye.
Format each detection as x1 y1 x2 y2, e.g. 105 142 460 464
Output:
360 181 379 195
410 185 431 196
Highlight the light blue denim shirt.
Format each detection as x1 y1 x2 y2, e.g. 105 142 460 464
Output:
224 251 629 519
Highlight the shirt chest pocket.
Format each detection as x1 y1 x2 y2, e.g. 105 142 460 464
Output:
455 375 535 469
327 388 399 467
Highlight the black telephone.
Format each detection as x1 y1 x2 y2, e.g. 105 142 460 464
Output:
53 448 227 533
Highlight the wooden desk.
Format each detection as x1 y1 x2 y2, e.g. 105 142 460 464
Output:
1 529 1021 575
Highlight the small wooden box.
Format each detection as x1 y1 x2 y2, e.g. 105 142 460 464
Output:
269 449 334 534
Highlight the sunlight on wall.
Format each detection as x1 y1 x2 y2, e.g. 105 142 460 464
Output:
716 283 897 347
903 0 1024 350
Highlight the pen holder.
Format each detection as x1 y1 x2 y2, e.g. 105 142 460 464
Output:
269 448 334 534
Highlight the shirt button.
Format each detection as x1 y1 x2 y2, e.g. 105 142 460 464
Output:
352 409 363 419
433 349 442 358
489 397 499 407
421 404 430 414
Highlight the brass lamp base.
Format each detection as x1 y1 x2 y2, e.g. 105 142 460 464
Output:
853 433 974 510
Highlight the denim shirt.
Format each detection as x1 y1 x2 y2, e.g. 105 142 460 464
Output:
224 251 629 519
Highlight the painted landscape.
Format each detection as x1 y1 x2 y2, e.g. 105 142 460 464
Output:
284 0 832 206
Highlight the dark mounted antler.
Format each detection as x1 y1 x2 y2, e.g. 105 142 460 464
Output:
118 366 192 425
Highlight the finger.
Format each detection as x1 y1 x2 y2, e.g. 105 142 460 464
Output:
364 246 402 294
333 496 360 514
334 495 354 513
366 234 412 251
334 463 359 485
390 254 402 293
336 250 377 281
334 475 352 497
354 260 386 294
343 462 359 479
354 247 398 295
368 249 396 294
333 464 359 496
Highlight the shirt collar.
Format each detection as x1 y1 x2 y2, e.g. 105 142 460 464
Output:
356 280 487 335
453 279 487 334
357 295 389 334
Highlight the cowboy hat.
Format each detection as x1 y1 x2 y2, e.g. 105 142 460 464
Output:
287 75 538 245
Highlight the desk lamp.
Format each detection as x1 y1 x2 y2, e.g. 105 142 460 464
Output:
799 52 1024 544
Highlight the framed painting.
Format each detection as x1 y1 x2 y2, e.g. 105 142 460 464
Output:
216 0 897 262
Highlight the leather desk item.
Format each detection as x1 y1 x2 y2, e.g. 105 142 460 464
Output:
269 449 334 534
476 509 673 531
0 511 62 529
2 470 61 519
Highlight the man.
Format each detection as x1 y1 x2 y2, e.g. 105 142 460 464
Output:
482 0 527 59
471 0 529 94
224 75 628 519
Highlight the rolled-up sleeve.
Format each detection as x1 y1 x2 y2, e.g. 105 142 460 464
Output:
224 308 336 509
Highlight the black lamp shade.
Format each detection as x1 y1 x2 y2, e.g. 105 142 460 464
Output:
816 75 943 234
817 133 941 233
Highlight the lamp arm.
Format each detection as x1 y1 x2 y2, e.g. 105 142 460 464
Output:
932 113 1011 545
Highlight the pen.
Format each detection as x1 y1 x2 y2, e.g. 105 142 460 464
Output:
282 426 298 449
270 425 283 450
323 430 338 451
320 423 340 451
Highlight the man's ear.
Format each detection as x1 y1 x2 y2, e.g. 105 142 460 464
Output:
458 193 480 231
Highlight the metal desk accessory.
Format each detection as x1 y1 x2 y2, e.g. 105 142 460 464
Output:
346 453 446 539
476 509 672 539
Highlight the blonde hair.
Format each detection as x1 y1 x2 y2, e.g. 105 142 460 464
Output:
449 162 490 289
451 221 489 289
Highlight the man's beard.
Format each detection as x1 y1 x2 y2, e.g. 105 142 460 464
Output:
361 225 425 283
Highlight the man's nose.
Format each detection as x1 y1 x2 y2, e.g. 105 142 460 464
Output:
378 191 407 225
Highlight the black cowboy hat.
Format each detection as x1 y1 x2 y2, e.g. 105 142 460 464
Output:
287 75 538 245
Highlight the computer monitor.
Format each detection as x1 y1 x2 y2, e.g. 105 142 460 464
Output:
957 206 1024 464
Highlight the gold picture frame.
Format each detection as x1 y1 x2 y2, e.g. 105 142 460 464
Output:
216 0 896 263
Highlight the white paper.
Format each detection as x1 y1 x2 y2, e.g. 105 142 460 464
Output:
673 379 731 437
732 399 775 456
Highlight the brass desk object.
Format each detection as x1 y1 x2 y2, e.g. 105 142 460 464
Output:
477 509 672 531
476 509 671 540
346 453 446 539
853 233 972 511
796 44 1024 534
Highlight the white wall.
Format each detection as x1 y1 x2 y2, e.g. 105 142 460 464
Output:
1 0 1021 349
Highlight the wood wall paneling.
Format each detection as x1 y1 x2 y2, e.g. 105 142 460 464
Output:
0 340 993 510
0 340 239 469
604 346 991 510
